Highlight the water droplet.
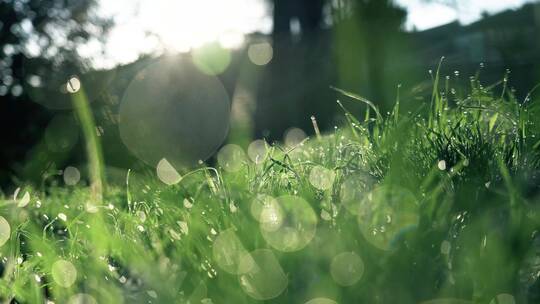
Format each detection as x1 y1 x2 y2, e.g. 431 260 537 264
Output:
438 160 447 171
248 139 268 164
66 76 81 93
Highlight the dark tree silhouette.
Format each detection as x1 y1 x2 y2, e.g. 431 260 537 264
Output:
0 0 111 187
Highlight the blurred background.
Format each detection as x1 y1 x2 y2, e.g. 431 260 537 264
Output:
1 0 540 189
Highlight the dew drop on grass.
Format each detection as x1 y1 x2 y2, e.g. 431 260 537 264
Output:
213 229 253 274
67 293 97 304
58 213 67 222
18 191 30 208
309 166 336 191
183 198 193 209
305 298 337 304
66 76 81 93
238 249 288 300
330 252 364 286
260 195 317 252
51 259 77 287
63 166 81 186
438 160 447 171
156 158 182 185
248 139 268 164
248 42 273 66
217 144 246 173
489 294 515 304
357 186 419 251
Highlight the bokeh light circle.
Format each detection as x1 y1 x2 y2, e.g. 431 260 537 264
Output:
156 158 182 185
0 216 11 247
248 42 273 66
305 298 338 304
51 259 77 287
260 195 317 252
68 293 97 304
489 294 515 304
213 229 252 274
247 139 269 164
217 144 246 172
119 56 230 169
250 194 279 223
309 166 336 191
330 252 364 286
339 174 375 215
192 43 232 76
357 186 419 250
63 166 81 186
284 127 307 148
238 249 288 300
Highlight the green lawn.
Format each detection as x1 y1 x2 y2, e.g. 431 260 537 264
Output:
1 69 540 303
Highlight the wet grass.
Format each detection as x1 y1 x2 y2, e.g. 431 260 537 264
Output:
1 70 540 303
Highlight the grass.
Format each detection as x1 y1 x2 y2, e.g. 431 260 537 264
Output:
1 68 540 304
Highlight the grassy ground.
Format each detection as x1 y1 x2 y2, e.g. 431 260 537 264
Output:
1 69 540 303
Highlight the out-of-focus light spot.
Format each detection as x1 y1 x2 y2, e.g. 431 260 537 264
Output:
11 84 22 96
192 43 232 76
58 213 67 222
86 201 99 213
51 259 77 287
489 294 515 304
357 186 419 251
309 166 335 191
260 195 317 252
420 299 472 304
44 115 79 153
217 144 246 172
17 191 30 208
156 158 182 185
248 42 273 66
440 240 451 255
68 294 97 304
213 229 253 274
305 298 338 304
438 160 447 171
219 31 245 49
330 252 364 286
27 75 42 88
250 194 278 223
119 56 230 169
340 174 374 215
284 127 307 148
238 249 288 300
66 76 81 93
258 197 284 232
248 139 268 164
63 166 81 186
0 216 11 247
